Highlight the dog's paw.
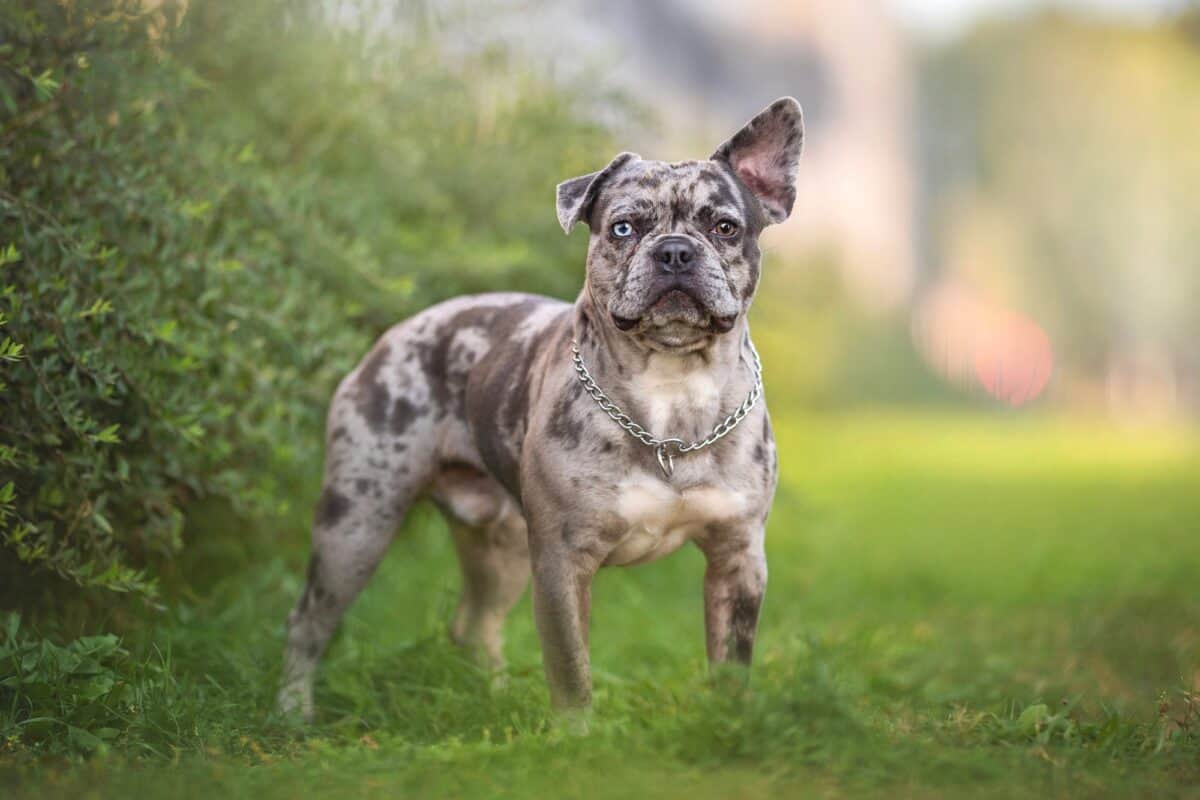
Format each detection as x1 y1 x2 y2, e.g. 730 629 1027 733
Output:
276 685 314 724
554 706 592 737
488 668 511 692
707 662 753 698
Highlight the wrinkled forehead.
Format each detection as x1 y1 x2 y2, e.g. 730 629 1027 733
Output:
593 159 753 225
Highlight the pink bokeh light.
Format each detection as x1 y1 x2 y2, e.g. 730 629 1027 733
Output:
914 283 1054 407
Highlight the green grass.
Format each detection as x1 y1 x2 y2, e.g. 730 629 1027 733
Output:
3 412 1199 798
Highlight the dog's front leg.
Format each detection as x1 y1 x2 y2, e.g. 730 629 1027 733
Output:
529 535 598 712
698 528 768 666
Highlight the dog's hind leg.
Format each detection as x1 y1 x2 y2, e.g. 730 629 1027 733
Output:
432 465 530 670
278 340 439 720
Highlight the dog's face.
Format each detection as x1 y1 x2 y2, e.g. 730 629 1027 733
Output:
556 98 804 352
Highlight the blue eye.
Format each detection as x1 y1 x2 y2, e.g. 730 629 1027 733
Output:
611 221 635 238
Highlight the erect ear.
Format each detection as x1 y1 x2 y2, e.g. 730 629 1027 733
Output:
555 152 641 234
711 97 804 225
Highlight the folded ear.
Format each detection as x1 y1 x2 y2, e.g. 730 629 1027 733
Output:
711 97 804 225
555 152 641 234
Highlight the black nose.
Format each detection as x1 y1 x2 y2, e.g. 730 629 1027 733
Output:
652 236 696 273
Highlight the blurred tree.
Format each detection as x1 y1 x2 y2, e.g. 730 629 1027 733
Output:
921 13 1200 412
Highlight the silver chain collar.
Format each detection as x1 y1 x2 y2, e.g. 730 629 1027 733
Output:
569 336 764 478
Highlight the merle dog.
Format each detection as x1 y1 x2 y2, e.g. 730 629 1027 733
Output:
279 97 804 719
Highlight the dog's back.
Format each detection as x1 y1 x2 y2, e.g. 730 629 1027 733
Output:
329 292 569 488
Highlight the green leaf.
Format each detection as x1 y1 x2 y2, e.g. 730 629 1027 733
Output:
66 725 105 754
90 424 122 444
76 298 114 319
1017 704 1050 735
30 69 61 101
0 244 20 267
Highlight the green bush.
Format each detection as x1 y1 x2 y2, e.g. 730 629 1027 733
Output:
0 612 132 755
0 0 621 609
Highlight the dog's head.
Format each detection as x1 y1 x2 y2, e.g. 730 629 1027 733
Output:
557 97 804 352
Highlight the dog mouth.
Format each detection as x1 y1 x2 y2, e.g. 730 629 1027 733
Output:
610 288 737 335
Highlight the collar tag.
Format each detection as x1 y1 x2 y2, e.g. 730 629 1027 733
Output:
655 442 676 478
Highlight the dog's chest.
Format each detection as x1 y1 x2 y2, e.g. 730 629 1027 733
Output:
628 358 722 437
605 471 747 566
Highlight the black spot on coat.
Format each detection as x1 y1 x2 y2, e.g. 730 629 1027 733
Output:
297 554 322 614
354 345 392 432
731 592 763 664
315 486 351 528
463 299 569 497
390 395 425 436
547 380 586 451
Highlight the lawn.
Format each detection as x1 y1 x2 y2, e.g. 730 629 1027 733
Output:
3 412 1199 798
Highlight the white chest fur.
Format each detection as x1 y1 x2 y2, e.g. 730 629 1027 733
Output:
628 354 722 438
606 471 748 566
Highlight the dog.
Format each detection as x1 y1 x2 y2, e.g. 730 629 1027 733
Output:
278 97 803 719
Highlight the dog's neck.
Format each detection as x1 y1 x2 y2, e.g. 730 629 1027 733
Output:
571 289 748 392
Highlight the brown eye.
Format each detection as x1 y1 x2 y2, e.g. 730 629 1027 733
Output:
713 219 739 238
